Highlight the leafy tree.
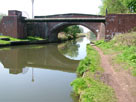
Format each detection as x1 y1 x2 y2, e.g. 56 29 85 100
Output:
100 0 136 15
126 0 136 12
61 25 83 39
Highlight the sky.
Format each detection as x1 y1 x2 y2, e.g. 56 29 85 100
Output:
0 0 102 18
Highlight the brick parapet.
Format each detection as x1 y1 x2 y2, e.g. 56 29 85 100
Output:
0 10 26 38
105 14 136 39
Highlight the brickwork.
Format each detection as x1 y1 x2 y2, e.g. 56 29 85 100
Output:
0 10 105 41
0 10 26 38
29 14 105 42
47 22 104 42
106 14 136 39
27 22 46 38
1 10 136 41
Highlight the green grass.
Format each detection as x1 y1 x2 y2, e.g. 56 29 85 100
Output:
0 40 10 44
71 77 116 102
0 36 25 41
25 36 44 41
76 45 103 76
95 32 136 76
71 45 116 102
0 35 45 45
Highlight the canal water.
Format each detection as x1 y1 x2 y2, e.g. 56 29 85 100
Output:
0 37 90 102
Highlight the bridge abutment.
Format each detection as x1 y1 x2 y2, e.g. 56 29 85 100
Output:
97 23 105 40
105 14 136 40
0 10 27 38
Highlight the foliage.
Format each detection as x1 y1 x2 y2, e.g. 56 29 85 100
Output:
71 45 116 102
71 78 88 94
77 57 91 76
128 27 136 32
76 45 102 76
71 77 116 102
100 0 136 15
95 32 136 75
126 0 136 13
61 25 83 39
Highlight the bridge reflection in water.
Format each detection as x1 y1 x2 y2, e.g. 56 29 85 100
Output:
0 44 80 74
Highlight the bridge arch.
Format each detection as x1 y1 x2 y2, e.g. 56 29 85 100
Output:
48 22 99 42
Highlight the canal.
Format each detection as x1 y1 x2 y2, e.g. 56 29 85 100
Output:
0 37 90 102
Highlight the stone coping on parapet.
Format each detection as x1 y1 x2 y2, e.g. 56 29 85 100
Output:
25 18 106 22
35 13 105 18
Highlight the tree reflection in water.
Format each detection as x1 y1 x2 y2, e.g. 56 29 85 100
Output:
58 40 80 58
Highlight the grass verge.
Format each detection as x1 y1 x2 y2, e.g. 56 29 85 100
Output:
95 32 136 76
0 40 10 44
71 45 116 102
0 36 45 45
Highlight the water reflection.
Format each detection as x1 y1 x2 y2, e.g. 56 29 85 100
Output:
58 40 80 58
0 44 79 74
0 37 90 102
59 37 90 60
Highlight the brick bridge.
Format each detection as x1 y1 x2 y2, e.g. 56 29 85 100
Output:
0 10 136 42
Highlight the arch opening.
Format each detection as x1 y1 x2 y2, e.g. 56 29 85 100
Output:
58 25 97 41
49 22 98 42
56 25 97 60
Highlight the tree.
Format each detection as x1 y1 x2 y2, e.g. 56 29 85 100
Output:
126 0 136 13
99 0 136 15
61 25 83 39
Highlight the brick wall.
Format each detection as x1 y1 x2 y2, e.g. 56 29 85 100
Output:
106 14 136 39
0 10 26 38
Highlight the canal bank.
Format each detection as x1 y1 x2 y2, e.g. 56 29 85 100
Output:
0 36 117 102
0 36 48 47
0 35 85 47
71 44 116 102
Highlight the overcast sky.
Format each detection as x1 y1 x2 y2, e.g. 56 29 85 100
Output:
0 0 102 18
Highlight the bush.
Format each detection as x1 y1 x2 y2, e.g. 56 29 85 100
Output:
71 77 116 102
